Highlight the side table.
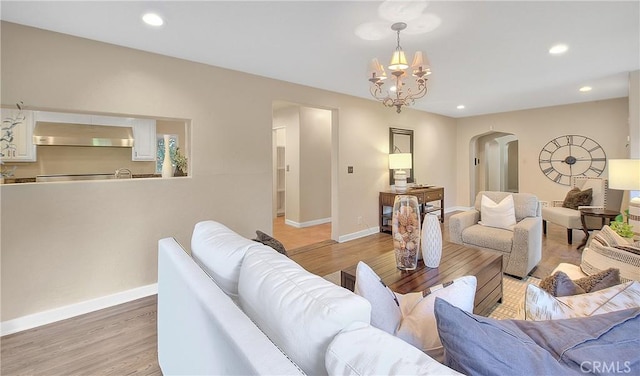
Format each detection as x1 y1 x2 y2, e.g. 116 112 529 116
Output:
379 187 444 233
577 208 620 250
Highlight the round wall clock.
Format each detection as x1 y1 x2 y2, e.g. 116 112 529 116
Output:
538 135 606 186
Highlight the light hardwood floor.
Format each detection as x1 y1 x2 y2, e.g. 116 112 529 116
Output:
272 215 332 250
0 212 582 375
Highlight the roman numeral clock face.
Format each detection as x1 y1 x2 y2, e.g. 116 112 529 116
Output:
538 135 606 185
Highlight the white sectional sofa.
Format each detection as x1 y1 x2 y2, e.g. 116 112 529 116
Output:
157 220 459 375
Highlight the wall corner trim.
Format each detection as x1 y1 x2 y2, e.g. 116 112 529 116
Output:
1 283 158 336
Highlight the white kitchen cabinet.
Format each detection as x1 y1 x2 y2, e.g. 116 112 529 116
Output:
35 110 156 161
36 111 137 127
1 108 36 162
132 119 157 161
35 111 92 125
91 115 136 127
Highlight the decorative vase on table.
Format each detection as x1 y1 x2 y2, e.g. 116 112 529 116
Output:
392 195 421 270
161 135 173 178
421 213 443 268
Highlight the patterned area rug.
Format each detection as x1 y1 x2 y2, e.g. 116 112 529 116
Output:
488 275 540 320
322 271 540 320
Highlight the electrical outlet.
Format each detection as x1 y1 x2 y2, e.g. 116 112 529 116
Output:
357 216 362 224
348 166 354 174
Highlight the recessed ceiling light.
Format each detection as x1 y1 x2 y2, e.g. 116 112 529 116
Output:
549 44 568 55
142 13 164 27
579 86 592 92
457 105 465 109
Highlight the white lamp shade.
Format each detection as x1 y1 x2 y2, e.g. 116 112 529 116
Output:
411 51 431 75
389 153 412 170
389 50 408 71
369 58 387 80
608 159 640 190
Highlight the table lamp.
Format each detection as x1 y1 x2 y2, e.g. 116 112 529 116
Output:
389 153 412 193
608 159 640 237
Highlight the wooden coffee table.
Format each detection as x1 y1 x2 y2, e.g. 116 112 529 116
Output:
341 242 503 316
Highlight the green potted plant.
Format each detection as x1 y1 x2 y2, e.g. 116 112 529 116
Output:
611 210 634 239
174 147 188 176
1 101 23 181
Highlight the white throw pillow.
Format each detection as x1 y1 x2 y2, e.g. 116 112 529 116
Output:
525 281 640 320
239 247 371 376
325 322 463 376
354 261 402 334
354 262 477 362
479 194 516 230
396 276 476 361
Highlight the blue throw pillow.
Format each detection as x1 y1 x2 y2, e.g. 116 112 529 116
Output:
434 298 640 375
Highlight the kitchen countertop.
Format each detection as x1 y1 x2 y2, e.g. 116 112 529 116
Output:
2 174 170 184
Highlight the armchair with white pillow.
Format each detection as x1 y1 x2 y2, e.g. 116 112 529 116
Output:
449 191 542 278
541 176 623 244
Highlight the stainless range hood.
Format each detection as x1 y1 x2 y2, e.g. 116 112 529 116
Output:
33 122 134 147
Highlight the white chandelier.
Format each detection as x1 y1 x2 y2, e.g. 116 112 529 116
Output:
368 22 431 113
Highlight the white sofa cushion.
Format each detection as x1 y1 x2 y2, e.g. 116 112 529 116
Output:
525 281 640 320
541 206 583 228
354 262 476 362
239 247 371 376
325 322 463 376
157 237 304 375
553 262 587 280
190 220 262 297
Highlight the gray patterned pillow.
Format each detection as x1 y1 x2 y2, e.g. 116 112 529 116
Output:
562 187 593 209
540 268 620 297
253 230 288 256
539 271 586 296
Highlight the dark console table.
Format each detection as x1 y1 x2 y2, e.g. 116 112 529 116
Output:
379 186 444 233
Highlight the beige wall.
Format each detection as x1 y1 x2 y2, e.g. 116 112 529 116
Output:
299 107 331 223
0 22 457 321
630 70 639 159
274 106 301 222
1 21 632 323
273 106 333 225
456 98 630 207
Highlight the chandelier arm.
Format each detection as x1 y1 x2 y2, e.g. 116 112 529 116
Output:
369 85 390 101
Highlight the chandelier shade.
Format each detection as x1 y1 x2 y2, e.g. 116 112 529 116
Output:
368 22 431 113
389 50 408 70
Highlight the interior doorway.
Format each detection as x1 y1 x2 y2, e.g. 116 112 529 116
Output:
470 132 519 202
272 101 334 251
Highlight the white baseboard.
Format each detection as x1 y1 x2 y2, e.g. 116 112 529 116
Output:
338 226 379 243
337 207 469 243
284 217 331 228
1 283 158 336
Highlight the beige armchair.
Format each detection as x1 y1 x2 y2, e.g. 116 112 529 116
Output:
541 177 623 245
449 191 542 278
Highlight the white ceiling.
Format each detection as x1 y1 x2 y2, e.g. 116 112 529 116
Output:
1 1 638 118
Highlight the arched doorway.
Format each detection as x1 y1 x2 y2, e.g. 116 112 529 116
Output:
469 131 519 202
